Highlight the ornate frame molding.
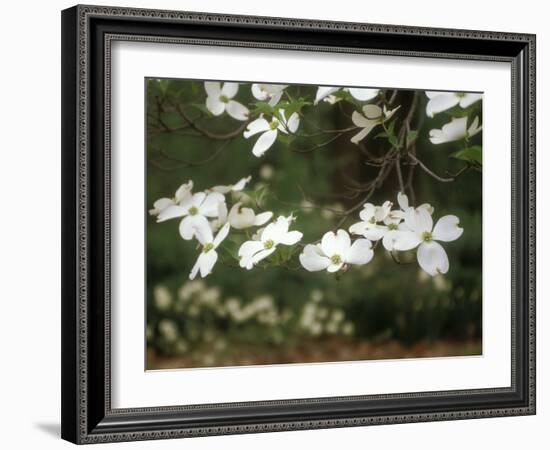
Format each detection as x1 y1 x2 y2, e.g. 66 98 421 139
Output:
61 4 536 444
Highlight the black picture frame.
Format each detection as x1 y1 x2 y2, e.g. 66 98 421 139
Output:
61 4 536 444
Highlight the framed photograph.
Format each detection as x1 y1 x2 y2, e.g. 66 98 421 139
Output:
61 4 536 444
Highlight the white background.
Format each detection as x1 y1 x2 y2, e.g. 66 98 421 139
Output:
113 43 511 408
0 0 545 449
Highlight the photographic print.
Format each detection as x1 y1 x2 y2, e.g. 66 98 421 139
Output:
146 79 483 370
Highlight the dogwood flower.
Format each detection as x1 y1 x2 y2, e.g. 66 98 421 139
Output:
251 84 287 106
349 201 393 241
425 91 482 117
429 116 482 144
396 192 434 216
314 86 379 105
204 82 249 121
243 110 300 157
380 193 434 251
210 176 251 194
393 208 464 276
149 180 193 216
238 216 303 269
228 202 273 229
209 201 228 232
189 223 230 280
157 191 225 240
351 104 400 144
299 230 373 273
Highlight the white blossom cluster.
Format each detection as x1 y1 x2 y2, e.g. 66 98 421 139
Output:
151 280 306 358
151 279 355 356
152 179 463 278
150 176 303 280
298 192 463 277
202 82 482 157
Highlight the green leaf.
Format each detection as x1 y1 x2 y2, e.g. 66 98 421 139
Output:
251 102 275 115
450 146 482 164
220 239 240 260
278 98 312 117
406 130 418 147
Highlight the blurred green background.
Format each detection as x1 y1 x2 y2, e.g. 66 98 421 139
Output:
145 79 482 370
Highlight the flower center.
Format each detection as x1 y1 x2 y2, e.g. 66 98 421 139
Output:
421 231 433 241
219 95 230 103
203 243 214 253
456 92 466 98
368 217 376 224
388 223 398 230
263 239 274 249
188 206 198 216
269 119 279 130
330 254 342 265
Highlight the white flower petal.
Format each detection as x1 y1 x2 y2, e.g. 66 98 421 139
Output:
175 181 193 201
232 176 251 191
350 126 371 145
226 100 249 121
251 83 268 101
320 231 339 257
252 129 278 157
199 192 226 217
150 198 174 216
351 110 371 128
189 257 201 280
359 203 376 222
221 82 239 99
417 241 449 276
429 117 468 144
363 226 386 241
228 203 256 229
195 222 214 245
179 215 210 240
425 91 444 99
206 96 225 116
199 250 218 277
204 82 221 97
459 93 482 109
314 86 338 105
397 192 409 211
299 244 331 272
327 262 344 273
417 208 433 233
392 230 422 251
334 230 352 256
213 222 231 248
250 248 276 266
262 216 290 243
285 112 300 133
278 230 303 246
375 201 392 222
253 211 273 226
426 93 459 117
362 104 383 120
346 239 373 265
432 215 464 242
238 240 265 260
382 230 400 251
348 88 379 102
268 91 283 107
418 203 434 215
349 221 369 236
467 116 482 137
156 205 187 222
244 117 271 139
